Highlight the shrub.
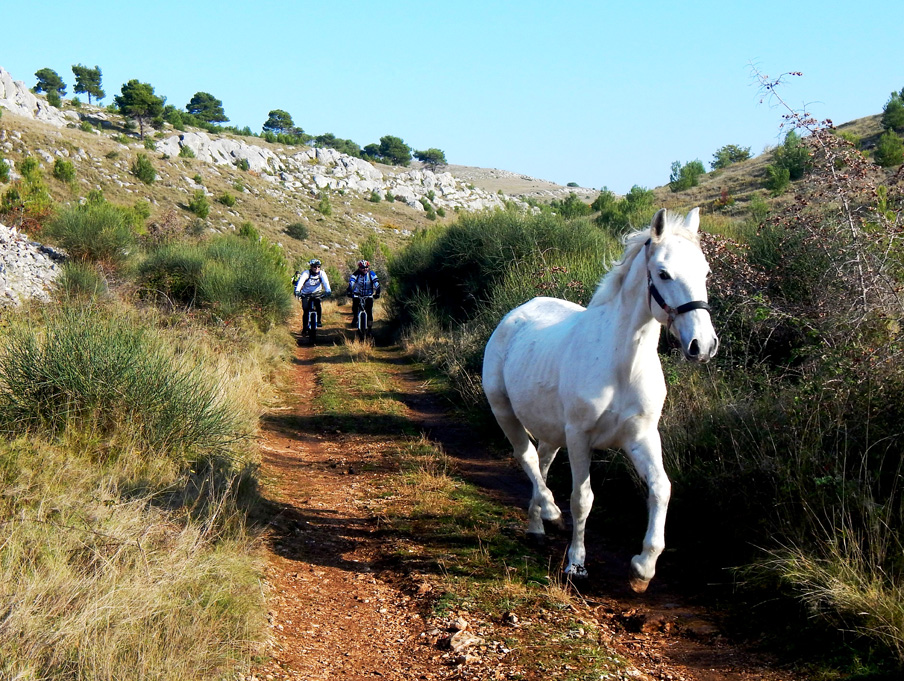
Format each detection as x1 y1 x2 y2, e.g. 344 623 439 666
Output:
179 145 195 158
669 159 706 192
765 164 791 195
874 130 904 167
771 130 810 180
143 137 156 150
550 192 592 219
881 88 904 133
187 190 210 218
0 304 239 458
369 190 381 203
285 222 308 241
711 144 752 169
317 193 332 216
232 181 246 193
56 260 107 298
52 158 76 183
46 91 61 108
218 192 236 207
0 159 9 183
132 153 156 184
234 158 250 172
44 201 135 267
139 234 292 326
385 191 395 203
79 120 93 133
237 221 259 240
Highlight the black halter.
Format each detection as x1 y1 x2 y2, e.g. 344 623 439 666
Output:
644 238 711 327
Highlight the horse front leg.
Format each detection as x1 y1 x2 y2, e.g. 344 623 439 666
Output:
625 430 671 593
564 431 593 578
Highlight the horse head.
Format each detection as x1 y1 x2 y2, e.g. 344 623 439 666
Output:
645 207 719 363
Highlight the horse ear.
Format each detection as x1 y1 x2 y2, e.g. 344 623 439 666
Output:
684 207 700 233
651 209 667 239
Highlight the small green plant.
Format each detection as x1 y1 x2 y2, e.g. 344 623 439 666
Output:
187 189 210 218
0 159 9 183
232 181 245 193
131 153 156 184
317 193 332 216
874 130 904 167
56 260 107 298
79 120 93 133
426 190 435 202
112 133 131 145
44 200 135 268
436 207 446 218
669 159 706 192
235 158 250 172
238 221 259 240
385 191 395 203
368 190 381 203
105 150 119 160
179 145 195 159
70 96 82 108
46 91 62 108
218 192 236 207
193 173 203 184
285 222 308 241
143 137 156 150
52 159 76 184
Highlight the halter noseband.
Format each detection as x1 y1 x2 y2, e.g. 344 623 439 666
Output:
644 238 711 327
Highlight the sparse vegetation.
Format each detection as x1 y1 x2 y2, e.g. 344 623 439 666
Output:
668 159 705 191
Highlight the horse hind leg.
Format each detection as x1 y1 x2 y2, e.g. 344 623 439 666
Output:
522 440 565 536
486 397 562 536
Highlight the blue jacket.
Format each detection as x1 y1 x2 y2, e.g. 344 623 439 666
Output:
347 270 380 296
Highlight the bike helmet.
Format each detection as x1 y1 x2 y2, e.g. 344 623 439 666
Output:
357 260 370 269
309 259 322 268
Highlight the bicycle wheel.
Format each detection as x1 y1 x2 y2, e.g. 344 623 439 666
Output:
309 313 318 344
356 310 367 341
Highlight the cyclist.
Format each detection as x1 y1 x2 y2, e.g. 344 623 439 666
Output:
346 260 381 330
295 259 332 335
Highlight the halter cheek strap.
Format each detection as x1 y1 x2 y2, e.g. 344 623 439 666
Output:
644 239 711 327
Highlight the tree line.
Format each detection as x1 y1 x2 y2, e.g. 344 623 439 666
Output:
31 65 448 170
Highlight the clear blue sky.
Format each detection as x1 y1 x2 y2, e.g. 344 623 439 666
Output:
2 1 902 194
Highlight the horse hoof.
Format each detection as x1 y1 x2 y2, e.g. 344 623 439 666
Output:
565 564 588 579
629 576 651 593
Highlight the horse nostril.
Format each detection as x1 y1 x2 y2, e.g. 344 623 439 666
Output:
688 339 700 357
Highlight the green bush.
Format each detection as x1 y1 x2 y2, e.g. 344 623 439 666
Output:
132 153 156 184
234 158 250 172
317 193 332 216
550 192 592 219
187 189 210 218
179 145 195 158
771 130 810 181
78 120 93 133
44 200 136 267
592 185 656 235
285 222 308 241
0 159 9 183
368 190 381 203
52 158 76 183
218 192 236 207
765 164 791 195
56 260 108 298
874 130 904 167
711 144 752 169
669 159 706 192
139 234 292 326
143 137 156 150
0 304 239 459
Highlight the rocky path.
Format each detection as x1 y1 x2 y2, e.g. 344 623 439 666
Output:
250 318 803 681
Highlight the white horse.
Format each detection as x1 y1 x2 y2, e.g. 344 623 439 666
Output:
482 208 718 592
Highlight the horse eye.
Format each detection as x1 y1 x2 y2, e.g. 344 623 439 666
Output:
658 271 671 281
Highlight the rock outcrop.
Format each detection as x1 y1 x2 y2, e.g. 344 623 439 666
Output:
157 131 508 212
0 66 78 128
0 222 65 306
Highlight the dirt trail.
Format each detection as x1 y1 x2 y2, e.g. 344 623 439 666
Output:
250 315 802 681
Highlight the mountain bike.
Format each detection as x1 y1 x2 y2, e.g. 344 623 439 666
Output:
300 292 324 344
353 294 375 341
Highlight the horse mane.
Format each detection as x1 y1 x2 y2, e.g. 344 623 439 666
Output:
586 212 701 309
